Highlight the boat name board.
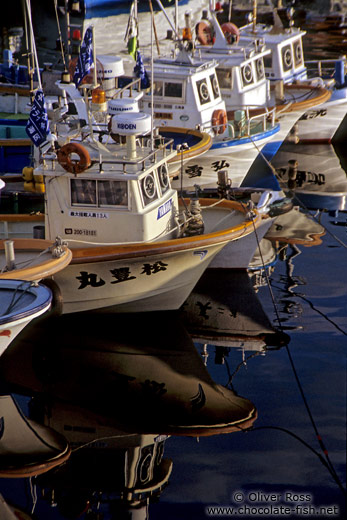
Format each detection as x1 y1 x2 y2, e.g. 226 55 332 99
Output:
76 262 169 289
69 211 109 219
157 198 173 219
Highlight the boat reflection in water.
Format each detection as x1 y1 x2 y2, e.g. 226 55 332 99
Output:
30 403 173 520
181 268 289 353
271 141 347 212
0 309 257 518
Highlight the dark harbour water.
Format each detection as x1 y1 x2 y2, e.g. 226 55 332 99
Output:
0 205 346 519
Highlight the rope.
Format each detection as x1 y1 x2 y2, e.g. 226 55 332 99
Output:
1 281 36 316
24 0 42 90
29 476 38 514
0 246 53 274
247 426 347 496
53 0 67 71
214 183 346 495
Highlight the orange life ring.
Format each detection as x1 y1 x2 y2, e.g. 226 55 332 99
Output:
195 20 215 45
212 109 227 135
221 22 240 44
57 142 91 174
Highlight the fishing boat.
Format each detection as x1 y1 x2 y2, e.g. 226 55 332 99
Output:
235 1 347 145
0 102 266 313
0 279 52 356
0 394 71 477
0 237 72 353
172 2 332 174
138 47 281 189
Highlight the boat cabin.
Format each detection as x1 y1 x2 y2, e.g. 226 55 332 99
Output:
140 51 228 137
192 12 271 109
37 114 180 246
239 26 307 83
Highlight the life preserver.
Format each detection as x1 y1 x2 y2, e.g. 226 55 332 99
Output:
196 20 215 45
212 109 227 135
57 142 91 174
221 22 240 44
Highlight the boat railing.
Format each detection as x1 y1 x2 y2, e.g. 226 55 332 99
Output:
305 57 347 83
203 105 276 139
42 132 176 174
111 77 142 100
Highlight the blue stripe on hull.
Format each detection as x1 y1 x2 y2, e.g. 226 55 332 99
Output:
210 124 280 150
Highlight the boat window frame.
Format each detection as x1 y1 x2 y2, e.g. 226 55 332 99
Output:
146 79 186 103
281 44 293 72
293 38 304 68
195 78 211 105
70 178 129 209
156 163 170 196
139 168 160 207
255 57 265 81
215 67 233 90
240 62 254 88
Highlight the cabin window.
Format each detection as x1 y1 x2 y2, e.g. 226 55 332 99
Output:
70 179 128 207
263 55 272 69
293 40 303 67
98 180 128 206
157 164 170 194
281 45 293 71
241 63 254 87
71 179 97 205
216 68 233 89
255 58 265 80
148 80 184 102
164 82 183 99
196 79 211 104
141 171 158 206
209 73 220 98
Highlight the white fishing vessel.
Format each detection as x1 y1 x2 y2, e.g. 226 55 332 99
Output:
180 3 333 170
0 102 267 313
137 47 281 189
236 1 347 144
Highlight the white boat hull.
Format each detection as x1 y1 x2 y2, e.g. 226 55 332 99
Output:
209 217 274 268
54 241 231 313
296 97 347 143
172 132 279 190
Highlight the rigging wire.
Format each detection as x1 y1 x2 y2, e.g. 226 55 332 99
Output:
53 0 68 71
216 171 347 495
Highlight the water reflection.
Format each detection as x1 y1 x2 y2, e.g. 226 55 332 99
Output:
0 305 260 517
271 142 347 211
